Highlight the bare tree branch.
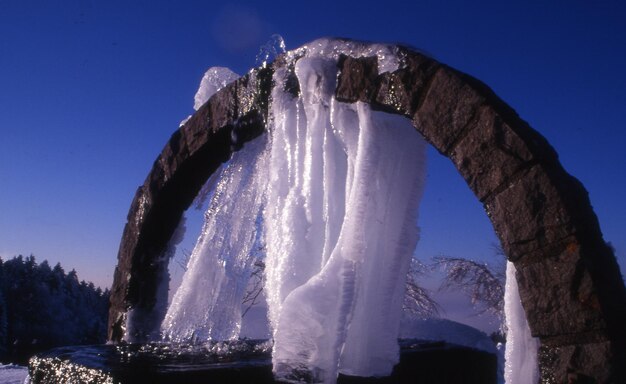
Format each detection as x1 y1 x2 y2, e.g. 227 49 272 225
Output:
432 255 504 319
403 258 441 318
242 259 265 318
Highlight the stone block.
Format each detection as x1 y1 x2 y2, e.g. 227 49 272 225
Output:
484 163 589 260
335 55 379 103
412 67 485 155
207 80 238 132
514 241 606 338
539 340 621 383
374 51 440 116
449 106 536 201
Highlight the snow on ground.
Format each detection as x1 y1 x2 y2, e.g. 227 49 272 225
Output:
399 317 497 354
0 365 28 384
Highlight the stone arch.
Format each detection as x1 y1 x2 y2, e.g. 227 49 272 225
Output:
108 41 626 381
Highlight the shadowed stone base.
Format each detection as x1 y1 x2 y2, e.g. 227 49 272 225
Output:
29 340 497 384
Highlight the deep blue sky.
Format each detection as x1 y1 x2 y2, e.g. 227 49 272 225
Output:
1 0 625 292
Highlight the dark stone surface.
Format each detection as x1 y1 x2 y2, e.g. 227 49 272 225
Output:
335 55 380 104
411 67 485 155
374 50 441 116
109 39 626 382
485 163 588 261
449 106 540 202
539 339 624 383
28 341 497 384
29 341 274 384
515 240 607 338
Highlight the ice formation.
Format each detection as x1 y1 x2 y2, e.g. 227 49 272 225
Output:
0 364 29 384
162 136 269 341
255 34 286 68
162 39 428 383
178 67 240 128
267 56 426 382
193 67 240 110
504 261 539 384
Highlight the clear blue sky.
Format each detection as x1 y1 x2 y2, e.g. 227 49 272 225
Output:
1 0 625 291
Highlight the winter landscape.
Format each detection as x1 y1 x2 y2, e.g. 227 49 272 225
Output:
2 2 626 384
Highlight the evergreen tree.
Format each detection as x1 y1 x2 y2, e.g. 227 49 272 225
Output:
0 255 110 364
0 258 8 359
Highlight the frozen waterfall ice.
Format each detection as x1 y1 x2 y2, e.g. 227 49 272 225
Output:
267 55 426 382
162 136 269 342
504 261 539 384
163 39 427 383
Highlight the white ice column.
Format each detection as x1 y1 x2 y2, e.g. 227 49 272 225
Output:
266 55 427 382
504 261 540 384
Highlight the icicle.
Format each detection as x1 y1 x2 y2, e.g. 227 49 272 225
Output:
504 261 539 384
194 67 240 111
161 136 269 342
266 55 427 382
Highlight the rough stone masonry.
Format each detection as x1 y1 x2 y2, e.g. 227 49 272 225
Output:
108 39 626 383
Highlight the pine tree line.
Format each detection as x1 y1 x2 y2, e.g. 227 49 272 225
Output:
0 255 109 364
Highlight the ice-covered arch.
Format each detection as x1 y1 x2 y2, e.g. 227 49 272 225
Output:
108 39 625 382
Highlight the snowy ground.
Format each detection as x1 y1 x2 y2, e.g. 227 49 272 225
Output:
0 365 28 384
